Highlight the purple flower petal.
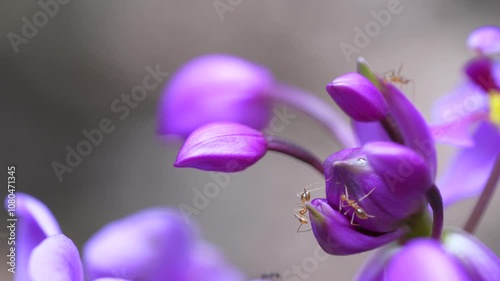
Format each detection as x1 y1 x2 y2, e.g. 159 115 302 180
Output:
28 234 84 281
183 242 245 281
385 239 469 281
494 61 500 88
438 121 500 206
353 122 392 145
307 199 406 255
326 72 388 122
384 84 437 177
432 82 489 123
430 112 488 147
464 56 498 92
430 82 489 146
443 229 500 280
467 26 500 55
83 208 195 281
5 193 62 281
93 279 131 281
324 142 432 233
175 122 267 172
157 54 273 139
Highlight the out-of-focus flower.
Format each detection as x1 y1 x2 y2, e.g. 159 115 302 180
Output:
355 229 500 281
156 54 273 140
174 122 267 172
467 25 500 55
431 26 500 206
8 193 244 281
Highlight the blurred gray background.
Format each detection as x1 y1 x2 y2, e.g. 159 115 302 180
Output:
2 0 500 280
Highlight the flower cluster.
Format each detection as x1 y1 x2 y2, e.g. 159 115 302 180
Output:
155 26 500 280
9 193 245 281
10 26 500 281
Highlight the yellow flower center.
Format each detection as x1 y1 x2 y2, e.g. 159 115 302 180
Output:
490 90 500 126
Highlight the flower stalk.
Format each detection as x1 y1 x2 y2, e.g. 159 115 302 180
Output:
464 154 500 233
266 136 324 174
269 82 358 148
425 184 444 240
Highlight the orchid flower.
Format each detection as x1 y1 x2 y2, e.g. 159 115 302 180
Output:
431 25 500 207
8 192 245 281
158 26 500 280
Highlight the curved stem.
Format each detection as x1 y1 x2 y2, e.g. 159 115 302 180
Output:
464 154 500 233
426 185 444 240
269 82 358 148
266 136 324 175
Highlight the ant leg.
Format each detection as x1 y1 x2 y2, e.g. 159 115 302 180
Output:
296 224 302 233
298 226 312 233
350 212 359 226
381 69 396 78
344 185 350 200
397 63 404 76
357 187 376 203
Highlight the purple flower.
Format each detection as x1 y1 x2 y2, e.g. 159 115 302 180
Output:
355 230 500 281
156 54 273 140
306 142 432 255
8 193 244 281
159 26 500 280
174 122 268 172
464 56 499 92
431 26 500 206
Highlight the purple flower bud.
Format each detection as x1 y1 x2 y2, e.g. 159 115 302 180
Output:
326 73 388 122
157 54 273 139
175 122 268 172
323 142 432 233
464 56 499 92
467 26 500 55
384 239 469 281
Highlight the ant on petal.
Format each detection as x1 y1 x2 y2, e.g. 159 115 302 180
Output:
383 63 415 98
293 178 332 232
339 185 376 226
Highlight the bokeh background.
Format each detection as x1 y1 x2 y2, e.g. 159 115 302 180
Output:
2 0 500 280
